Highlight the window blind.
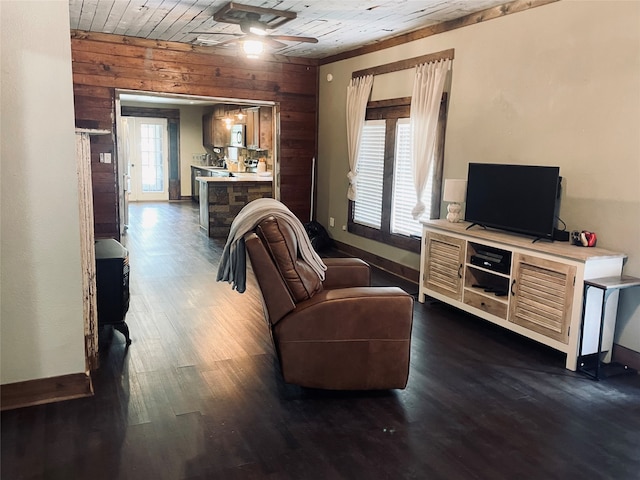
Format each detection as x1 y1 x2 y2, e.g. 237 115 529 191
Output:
353 120 386 229
391 119 432 237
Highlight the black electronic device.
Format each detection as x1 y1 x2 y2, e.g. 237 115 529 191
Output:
470 254 510 274
465 163 561 241
469 245 511 274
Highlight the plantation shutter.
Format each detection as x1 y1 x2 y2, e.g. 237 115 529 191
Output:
353 120 386 229
392 118 433 237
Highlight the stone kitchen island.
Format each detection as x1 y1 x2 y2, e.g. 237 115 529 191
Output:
196 173 273 238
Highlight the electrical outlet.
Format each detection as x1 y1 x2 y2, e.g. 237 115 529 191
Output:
342 225 346 231
99 152 112 164
329 217 335 227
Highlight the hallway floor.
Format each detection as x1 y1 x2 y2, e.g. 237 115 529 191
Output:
2 201 639 480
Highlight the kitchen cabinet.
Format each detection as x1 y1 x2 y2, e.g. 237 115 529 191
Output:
245 107 273 151
191 166 202 201
419 219 626 371
258 106 272 152
204 105 272 151
197 176 273 237
191 166 216 201
202 113 225 148
246 108 259 149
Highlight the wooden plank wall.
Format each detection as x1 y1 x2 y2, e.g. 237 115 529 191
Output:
70 31 319 236
73 84 118 238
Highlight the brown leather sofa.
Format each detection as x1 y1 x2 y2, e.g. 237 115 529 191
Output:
244 216 414 390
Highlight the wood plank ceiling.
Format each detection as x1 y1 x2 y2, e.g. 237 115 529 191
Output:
68 0 512 59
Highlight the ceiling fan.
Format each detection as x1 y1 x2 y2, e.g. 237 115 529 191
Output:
191 2 318 57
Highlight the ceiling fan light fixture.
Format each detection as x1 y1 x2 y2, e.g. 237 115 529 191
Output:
243 39 264 58
239 12 268 36
249 25 268 36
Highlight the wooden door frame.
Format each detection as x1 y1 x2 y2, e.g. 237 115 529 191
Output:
76 128 110 371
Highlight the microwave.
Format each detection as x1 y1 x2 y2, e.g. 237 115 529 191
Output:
230 124 245 147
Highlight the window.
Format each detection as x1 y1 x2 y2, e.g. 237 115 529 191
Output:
352 120 385 229
348 96 447 252
392 118 423 237
140 123 165 192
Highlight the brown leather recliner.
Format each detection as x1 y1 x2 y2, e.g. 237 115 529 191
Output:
244 216 414 390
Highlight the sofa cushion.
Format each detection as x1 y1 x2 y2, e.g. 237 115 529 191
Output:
256 217 323 303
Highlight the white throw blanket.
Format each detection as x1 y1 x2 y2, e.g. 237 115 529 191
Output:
216 198 326 293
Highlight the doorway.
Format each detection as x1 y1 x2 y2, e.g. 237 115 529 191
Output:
115 89 279 233
125 117 169 202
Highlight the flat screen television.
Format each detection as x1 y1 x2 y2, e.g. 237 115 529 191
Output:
465 163 561 241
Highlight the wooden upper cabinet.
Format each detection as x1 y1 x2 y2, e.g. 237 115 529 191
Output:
509 253 576 344
245 106 273 151
246 108 259 149
203 112 226 148
423 232 465 301
258 106 273 152
213 118 226 147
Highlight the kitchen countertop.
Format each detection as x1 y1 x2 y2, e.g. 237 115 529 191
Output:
196 172 272 182
191 164 226 170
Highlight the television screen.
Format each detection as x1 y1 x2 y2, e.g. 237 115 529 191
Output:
465 163 560 240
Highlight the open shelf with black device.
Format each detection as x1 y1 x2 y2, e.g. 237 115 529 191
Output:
419 220 626 371
463 242 512 320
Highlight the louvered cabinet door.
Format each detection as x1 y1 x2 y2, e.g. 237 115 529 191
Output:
509 254 576 344
424 232 465 301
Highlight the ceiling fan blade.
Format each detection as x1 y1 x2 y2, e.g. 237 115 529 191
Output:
190 31 244 37
214 37 241 47
268 35 318 44
261 38 287 49
196 36 240 47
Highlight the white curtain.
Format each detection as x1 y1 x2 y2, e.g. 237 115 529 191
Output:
346 75 374 201
410 59 451 219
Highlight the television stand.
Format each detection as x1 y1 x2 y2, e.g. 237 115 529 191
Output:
419 219 626 371
531 235 554 244
465 222 486 231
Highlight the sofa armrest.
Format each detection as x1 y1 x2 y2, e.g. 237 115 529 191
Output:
274 287 413 341
321 257 371 289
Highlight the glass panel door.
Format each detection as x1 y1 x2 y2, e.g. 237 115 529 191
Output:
128 117 168 202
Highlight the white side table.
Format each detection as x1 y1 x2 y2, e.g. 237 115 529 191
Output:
578 275 640 380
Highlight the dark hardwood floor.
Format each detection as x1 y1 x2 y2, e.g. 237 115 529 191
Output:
2 201 639 480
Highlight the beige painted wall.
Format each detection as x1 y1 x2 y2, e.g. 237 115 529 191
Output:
1 1 86 383
180 106 209 197
317 0 640 352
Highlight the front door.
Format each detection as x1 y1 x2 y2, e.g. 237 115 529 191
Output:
127 117 169 202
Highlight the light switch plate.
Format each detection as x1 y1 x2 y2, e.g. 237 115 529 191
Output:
100 153 112 163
